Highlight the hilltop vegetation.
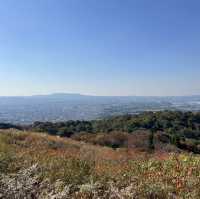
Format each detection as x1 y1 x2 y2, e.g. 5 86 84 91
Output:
1 111 200 197
28 111 200 153
1 130 200 198
30 111 200 134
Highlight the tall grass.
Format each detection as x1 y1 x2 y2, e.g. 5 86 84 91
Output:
1 130 200 198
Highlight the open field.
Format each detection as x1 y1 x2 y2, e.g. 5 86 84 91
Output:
1 129 200 198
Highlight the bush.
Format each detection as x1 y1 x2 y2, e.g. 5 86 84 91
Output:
42 157 95 186
97 132 128 149
73 132 128 149
0 137 15 173
148 131 155 150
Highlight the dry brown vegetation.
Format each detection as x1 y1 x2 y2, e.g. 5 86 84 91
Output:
1 129 200 198
72 130 180 154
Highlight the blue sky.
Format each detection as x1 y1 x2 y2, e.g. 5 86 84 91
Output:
0 0 200 96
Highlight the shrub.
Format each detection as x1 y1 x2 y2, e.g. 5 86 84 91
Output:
0 136 15 173
72 132 128 149
93 132 128 148
42 157 95 186
148 131 155 150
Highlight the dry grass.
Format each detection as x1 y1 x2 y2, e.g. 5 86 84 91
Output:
1 129 200 198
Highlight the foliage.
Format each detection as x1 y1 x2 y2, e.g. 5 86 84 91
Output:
1 130 200 198
25 111 200 153
0 134 16 173
73 132 129 149
2 111 200 153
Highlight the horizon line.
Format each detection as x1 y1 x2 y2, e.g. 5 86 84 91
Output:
0 92 200 98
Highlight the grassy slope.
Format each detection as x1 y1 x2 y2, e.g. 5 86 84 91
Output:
1 129 200 198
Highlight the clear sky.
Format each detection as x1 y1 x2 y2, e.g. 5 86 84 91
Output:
0 0 200 96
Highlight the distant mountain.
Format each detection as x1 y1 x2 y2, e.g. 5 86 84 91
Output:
0 93 200 124
31 93 84 98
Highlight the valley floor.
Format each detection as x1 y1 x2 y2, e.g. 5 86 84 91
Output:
1 129 200 198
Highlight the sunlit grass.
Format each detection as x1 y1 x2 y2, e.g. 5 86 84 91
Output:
1 130 200 198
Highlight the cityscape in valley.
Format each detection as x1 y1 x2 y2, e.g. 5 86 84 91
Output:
1 93 200 124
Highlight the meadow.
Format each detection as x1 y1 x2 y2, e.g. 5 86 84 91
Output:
1 129 200 198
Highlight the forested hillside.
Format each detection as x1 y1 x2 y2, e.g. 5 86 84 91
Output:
1 112 200 197
24 111 200 153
